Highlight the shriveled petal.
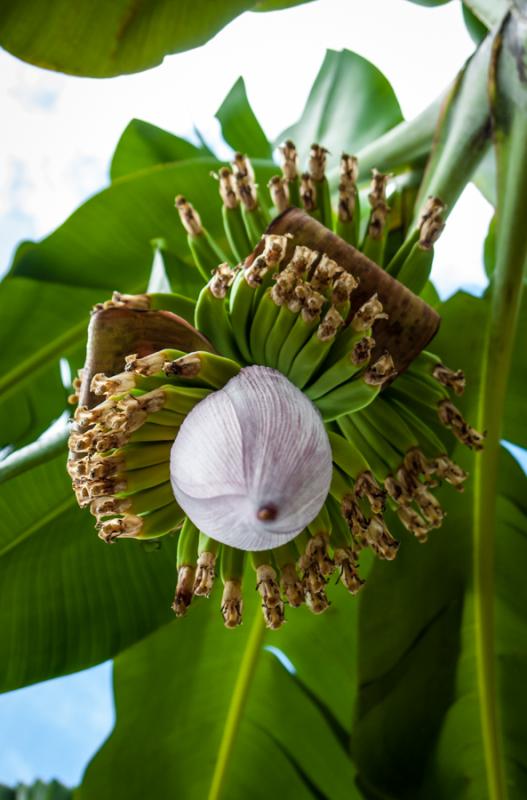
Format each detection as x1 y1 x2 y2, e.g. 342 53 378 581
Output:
170 366 332 550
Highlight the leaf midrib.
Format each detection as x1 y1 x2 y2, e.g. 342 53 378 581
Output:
0 275 150 406
207 611 265 800
0 318 88 402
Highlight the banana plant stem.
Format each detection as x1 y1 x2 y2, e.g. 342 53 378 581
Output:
473 111 527 800
208 611 265 800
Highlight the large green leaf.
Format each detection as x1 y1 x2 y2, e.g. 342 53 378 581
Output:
216 77 273 159
8 159 230 289
110 119 210 181
0 278 102 450
0 0 311 78
352 262 527 796
0 364 65 452
79 580 362 799
0 433 180 692
277 49 403 160
252 0 314 9
9 156 277 289
353 444 527 799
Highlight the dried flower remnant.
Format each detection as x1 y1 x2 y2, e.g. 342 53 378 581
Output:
418 196 446 249
300 173 317 213
279 140 299 182
366 169 391 240
268 176 290 214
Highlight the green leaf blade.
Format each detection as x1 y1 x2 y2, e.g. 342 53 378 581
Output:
110 119 209 181
79 581 361 798
0 439 180 692
216 77 272 159
0 1 251 77
277 49 403 158
353 447 527 800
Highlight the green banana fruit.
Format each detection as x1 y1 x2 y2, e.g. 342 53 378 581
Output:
249 287 281 365
305 334 374 400
195 280 242 362
314 377 381 422
287 306 344 389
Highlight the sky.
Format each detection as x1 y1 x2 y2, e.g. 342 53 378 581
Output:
0 0 497 789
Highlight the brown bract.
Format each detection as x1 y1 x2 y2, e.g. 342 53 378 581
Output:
79 306 213 410
250 208 441 376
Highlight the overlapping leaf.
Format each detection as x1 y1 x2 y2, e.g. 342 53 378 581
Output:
0 430 181 693
277 49 403 162
0 0 312 77
351 273 527 797
404 0 452 5
110 119 210 181
253 0 315 9
0 278 102 449
9 160 232 288
79 581 362 800
353 444 527 799
438 288 527 450
216 77 272 159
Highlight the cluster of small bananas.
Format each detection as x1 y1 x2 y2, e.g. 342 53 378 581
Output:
68 143 483 630
180 144 446 294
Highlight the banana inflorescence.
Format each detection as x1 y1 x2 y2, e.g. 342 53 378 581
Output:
68 143 482 632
